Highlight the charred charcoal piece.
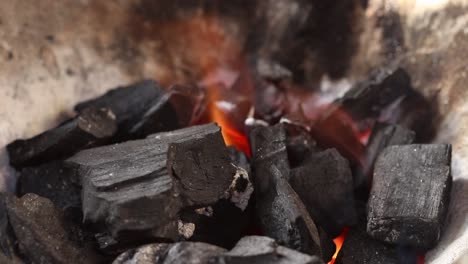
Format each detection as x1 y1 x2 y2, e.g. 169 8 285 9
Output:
177 147 253 248
69 124 241 248
163 242 226 264
75 80 185 140
17 161 80 209
113 242 226 264
112 243 171 264
212 236 323 264
318 228 336 263
167 128 236 206
290 149 356 237
5 193 102 264
367 144 452 249
7 107 117 168
283 122 319 168
0 194 22 263
250 125 321 256
335 225 399 264
338 68 412 123
362 123 415 176
250 124 290 181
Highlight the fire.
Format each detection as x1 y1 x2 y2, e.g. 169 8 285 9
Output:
329 227 349 264
206 83 251 156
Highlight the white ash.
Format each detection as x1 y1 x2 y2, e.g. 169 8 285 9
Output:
195 206 213 217
226 164 254 211
178 220 195 239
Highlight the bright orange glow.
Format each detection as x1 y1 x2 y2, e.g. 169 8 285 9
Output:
207 84 251 156
329 227 349 264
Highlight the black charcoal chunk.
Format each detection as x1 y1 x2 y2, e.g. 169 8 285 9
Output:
177 147 253 248
75 80 199 140
318 228 336 263
18 161 80 209
167 130 236 206
362 123 415 176
68 124 240 249
367 144 452 249
250 125 321 257
7 107 117 168
338 68 413 122
5 193 101 264
335 226 399 264
113 242 226 264
290 149 357 237
112 244 171 264
0 194 22 263
213 236 323 264
283 122 319 168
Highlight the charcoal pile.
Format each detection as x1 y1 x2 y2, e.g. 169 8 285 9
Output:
2 65 451 264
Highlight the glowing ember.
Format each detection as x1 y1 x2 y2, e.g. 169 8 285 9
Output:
329 227 349 264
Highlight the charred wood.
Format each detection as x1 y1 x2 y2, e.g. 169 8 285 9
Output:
17 161 80 209
250 124 322 257
290 149 357 237
367 144 452 249
5 193 102 264
7 107 117 168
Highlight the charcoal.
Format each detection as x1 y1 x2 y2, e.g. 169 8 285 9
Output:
335 225 399 264
113 242 226 264
290 149 357 237
68 123 244 249
318 228 336 263
112 243 171 264
212 236 323 264
338 68 413 124
7 107 117 168
75 80 199 140
177 148 253 248
283 122 319 168
362 123 415 176
167 128 237 206
5 193 102 264
250 124 321 256
0 194 22 263
367 144 452 249
17 161 80 209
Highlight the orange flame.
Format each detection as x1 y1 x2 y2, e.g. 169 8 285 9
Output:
329 227 349 264
207 84 251 156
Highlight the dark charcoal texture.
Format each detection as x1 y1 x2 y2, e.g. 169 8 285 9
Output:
290 149 356 237
17 161 80 209
75 80 200 140
177 148 253 248
250 124 321 257
318 228 336 263
212 236 323 264
0 194 23 264
338 68 413 123
7 107 117 168
362 123 415 176
167 129 236 206
335 225 399 264
68 124 242 251
283 122 320 168
5 193 101 264
367 144 452 249
113 242 226 264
